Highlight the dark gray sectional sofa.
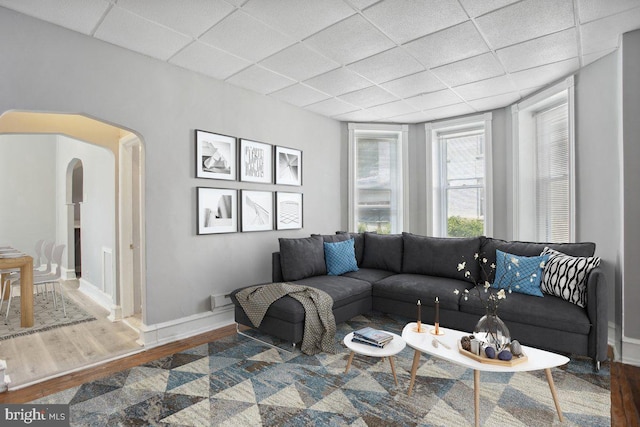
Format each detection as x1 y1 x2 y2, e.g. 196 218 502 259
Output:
230 232 607 367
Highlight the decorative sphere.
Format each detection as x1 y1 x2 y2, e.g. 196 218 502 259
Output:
485 346 496 359
510 340 522 356
498 349 513 361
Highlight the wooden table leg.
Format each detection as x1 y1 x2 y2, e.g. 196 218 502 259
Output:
545 368 564 422
19 259 33 328
345 351 355 373
407 349 421 396
474 370 480 427
388 356 398 385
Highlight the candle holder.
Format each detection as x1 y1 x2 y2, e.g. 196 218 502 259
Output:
430 296 444 335
413 300 426 333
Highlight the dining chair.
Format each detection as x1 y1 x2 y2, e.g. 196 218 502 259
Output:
2 244 67 323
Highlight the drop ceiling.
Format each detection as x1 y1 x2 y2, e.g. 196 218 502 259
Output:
1 0 639 123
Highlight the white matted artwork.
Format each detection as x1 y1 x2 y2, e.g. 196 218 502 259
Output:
196 130 237 180
275 146 302 186
276 192 303 230
197 187 238 234
240 139 273 183
241 190 274 232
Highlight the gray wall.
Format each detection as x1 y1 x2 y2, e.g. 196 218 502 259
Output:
0 134 57 256
0 7 342 326
622 30 640 340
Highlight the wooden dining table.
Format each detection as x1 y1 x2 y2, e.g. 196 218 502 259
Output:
0 249 34 327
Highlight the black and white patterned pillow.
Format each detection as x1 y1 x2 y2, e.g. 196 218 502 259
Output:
540 247 601 308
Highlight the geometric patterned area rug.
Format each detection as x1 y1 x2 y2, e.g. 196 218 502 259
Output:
0 294 96 341
32 312 610 426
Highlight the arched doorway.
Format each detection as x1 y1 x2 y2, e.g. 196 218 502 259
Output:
0 110 146 334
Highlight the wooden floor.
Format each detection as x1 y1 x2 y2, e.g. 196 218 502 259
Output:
0 280 142 388
0 302 639 425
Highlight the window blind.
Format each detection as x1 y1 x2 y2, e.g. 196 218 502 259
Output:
534 102 569 242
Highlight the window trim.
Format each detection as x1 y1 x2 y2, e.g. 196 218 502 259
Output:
425 113 493 237
511 76 575 242
348 123 409 233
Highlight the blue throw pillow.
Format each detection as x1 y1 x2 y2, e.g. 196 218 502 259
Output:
324 239 359 276
492 250 550 297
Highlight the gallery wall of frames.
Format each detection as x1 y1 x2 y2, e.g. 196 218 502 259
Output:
195 129 303 235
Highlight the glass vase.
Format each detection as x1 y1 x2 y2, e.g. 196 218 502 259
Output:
473 312 511 350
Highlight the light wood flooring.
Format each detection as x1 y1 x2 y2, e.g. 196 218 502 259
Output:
0 280 142 388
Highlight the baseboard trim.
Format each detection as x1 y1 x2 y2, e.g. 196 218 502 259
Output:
621 335 640 367
138 307 235 348
61 267 76 281
78 278 117 319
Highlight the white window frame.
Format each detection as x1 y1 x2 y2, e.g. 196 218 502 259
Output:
511 76 575 242
348 123 409 233
425 113 493 237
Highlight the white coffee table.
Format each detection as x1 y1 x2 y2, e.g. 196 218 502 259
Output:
402 322 570 427
343 331 406 385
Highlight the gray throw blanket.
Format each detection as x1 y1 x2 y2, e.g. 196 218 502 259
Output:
235 282 336 355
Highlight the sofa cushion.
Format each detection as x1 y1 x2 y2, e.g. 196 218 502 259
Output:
372 274 472 311
541 247 601 308
279 236 326 281
343 268 396 283
458 289 591 335
361 233 403 273
324 239 358 276
402 232 481 283
337 232 366 266
480 237 596 282
493 250 549 297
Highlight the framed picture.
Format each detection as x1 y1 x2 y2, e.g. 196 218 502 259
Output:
197 187 238 234
196 130 237 180
276 192 303 230
241 190 274 232
240 139 272 183
275 146 302 186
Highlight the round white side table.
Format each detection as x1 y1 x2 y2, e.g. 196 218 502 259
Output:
343 331 406 385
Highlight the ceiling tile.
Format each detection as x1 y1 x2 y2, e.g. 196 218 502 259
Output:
475 0 575 50
304 14 395 65
582 48 617 66
240 0 355 40
404 21 489 69
349 0 380 10
422 103 476 121
305 98 359 116
431 52 505 87
365 100 416 119
405 89 462 110
226 65 296 94
380 71 446 98
509 57 580 90
260 43 339 81
453 75 517 101
580 7 640 54
0 0 111 35
362 0 468 44
170 41 251 80
269 83 330 107
496 28 579 72
95 6 192 60
467 92 522 112
117 0 234 37
381 111 433 124
458 0 521 18
332 109 383 122
338 86 399 108
304 68 373 96
199 10 294 62
347 47 425 84
578 0 640 23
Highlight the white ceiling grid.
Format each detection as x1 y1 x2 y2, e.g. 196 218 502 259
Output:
0 0 639 123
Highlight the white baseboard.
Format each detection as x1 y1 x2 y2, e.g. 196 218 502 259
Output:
621 335 640 367
78 278 118 319
62 267 76 281
138 306 235 348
